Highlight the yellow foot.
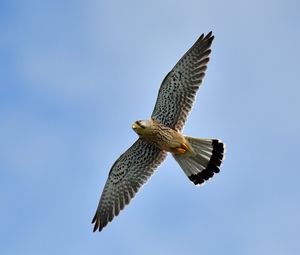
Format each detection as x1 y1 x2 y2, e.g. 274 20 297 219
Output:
173 143 188 155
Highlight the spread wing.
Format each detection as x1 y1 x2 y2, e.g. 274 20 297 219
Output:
92 138 167 232
151 32 214 132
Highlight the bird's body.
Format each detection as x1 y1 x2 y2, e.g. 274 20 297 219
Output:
92 32 226 232
132 119 193 155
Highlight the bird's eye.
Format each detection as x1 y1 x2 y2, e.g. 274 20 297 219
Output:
138 121 146 129
135 121 146 129
139 121 146 129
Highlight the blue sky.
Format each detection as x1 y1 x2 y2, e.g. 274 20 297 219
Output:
1 0 300 254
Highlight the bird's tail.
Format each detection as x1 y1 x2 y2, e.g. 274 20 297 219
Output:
172 136 225 185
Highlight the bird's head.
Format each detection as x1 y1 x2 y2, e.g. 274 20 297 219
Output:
132 119 153 136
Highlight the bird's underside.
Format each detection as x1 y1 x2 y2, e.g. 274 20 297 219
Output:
132 119 193 154
92 32 225 232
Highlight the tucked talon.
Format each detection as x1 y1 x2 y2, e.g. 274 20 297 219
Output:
181 143 188 150
175 147 187 155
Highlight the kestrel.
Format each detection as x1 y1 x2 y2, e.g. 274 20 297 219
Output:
92 32 225 232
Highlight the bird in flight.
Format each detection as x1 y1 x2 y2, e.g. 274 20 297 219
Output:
92 32 225 232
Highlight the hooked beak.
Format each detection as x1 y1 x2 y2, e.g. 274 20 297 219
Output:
132 121 140 130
